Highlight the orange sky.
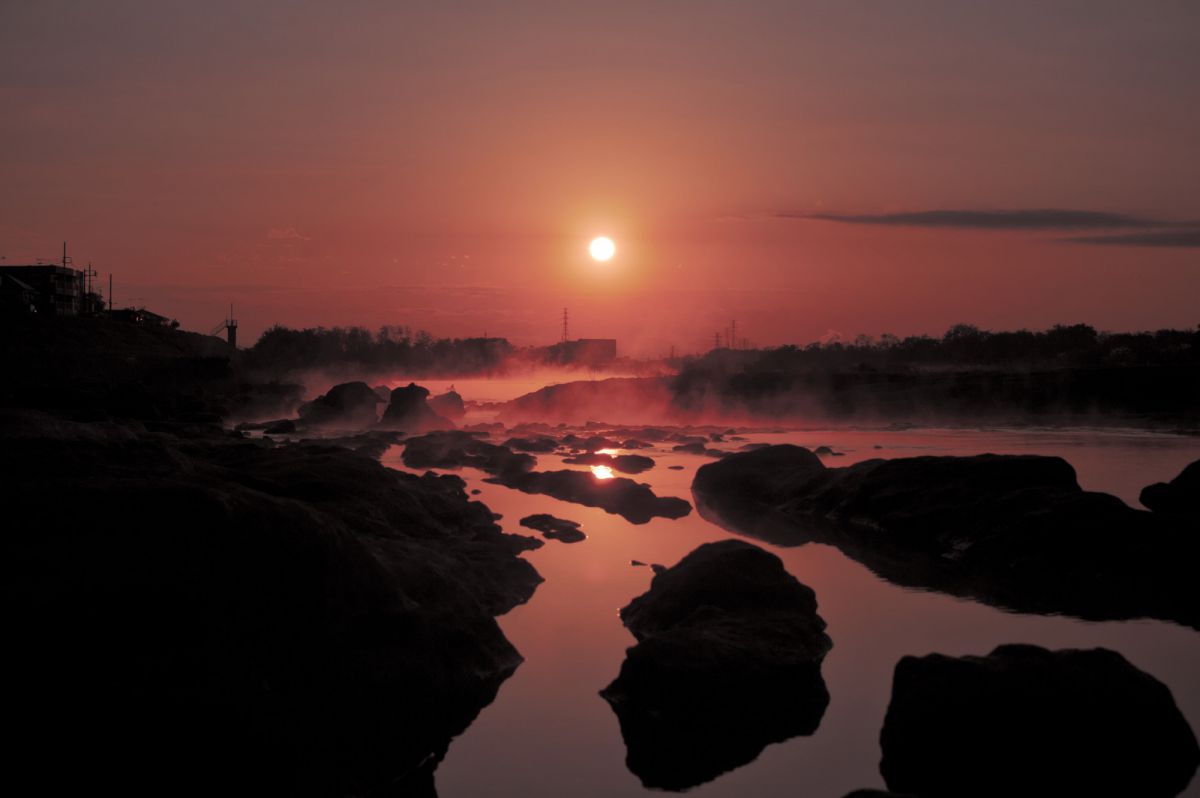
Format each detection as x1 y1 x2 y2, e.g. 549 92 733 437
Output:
3 2 1198 355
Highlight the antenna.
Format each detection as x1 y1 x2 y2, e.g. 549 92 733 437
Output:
225 303 238 349
562 307 569 343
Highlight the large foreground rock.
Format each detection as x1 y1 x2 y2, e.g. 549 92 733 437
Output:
692 445 1200 628
600 540 831 790
495 469 691 524
1141 458 1200 518
880 644 1199 797
380 382 455 432
0 412 542 796
297 380 382 428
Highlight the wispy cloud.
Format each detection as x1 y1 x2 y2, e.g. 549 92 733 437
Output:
782 208 1166 230
1064 229 1200 248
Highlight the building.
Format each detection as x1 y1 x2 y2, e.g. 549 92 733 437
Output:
0 272 39 313
0 265 87 315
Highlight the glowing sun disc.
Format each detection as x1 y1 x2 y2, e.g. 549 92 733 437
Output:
589 236 616 261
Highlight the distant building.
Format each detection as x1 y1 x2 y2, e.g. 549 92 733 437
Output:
0 264 90 315
552 338 618 366
109 307 171 327
0 272 39 313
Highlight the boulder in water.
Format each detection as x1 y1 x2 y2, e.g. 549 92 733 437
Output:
297 381 382 428
880 644 1199 797
379 383 454 433
600 540 831 790
1140 458 1200 518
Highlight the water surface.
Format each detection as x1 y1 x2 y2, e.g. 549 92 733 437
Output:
386 426 1200 797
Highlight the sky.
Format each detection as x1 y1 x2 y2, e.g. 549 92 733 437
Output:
2 1 1198 355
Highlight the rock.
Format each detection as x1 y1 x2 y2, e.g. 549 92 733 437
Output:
1141 459 1200 517
667 465 685 470
1 412 543 795
471 488 481 495
297 381 381 428
519 513 585 543
294 430 403 460
621 439 651 449
880 644 1200 797
672 442 706 454
563 452 656 474
428 389 466 421
631 559 647 567
402 430 535 477
600 540 831 790
503 435 560 453
738 442 771 451
814 445 834 455
692 445 1200 629
379 383 454 433
494 469 691 524
264 418 297 435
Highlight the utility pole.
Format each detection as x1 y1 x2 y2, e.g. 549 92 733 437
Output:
562 307 569 343
731 320 737 350
108 274 113 311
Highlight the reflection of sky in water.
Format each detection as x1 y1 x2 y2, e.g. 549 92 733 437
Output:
589 464 615 480
384 427 1200 798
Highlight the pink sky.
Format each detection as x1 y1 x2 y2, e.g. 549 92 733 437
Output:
3 2 1198 355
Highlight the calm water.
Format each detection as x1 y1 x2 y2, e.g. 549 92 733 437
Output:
384 425 1200 797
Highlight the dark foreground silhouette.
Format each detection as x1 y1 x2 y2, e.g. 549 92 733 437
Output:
0 411 542 796
693 446 1200 629
600 540 831 790
875 645 1199 797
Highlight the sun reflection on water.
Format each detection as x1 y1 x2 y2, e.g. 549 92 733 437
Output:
590 465 615 480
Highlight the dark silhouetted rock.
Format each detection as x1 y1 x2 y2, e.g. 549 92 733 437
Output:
600 540 831 790
880 644 1199 797
428 388 466 421
1141 459 1200 518
503 435 560 453
739 442 771 451
520 513 585 543
294 430 403 460
622 439 651 449
672 442 706 454
403 430 535 477
1 412 542 796
668 465 685 470
814 445 834 455
379 382 454 433
693 445 1200 629
563 452 656 474
264 418 297 435
297 381 381 428
494 469 691 524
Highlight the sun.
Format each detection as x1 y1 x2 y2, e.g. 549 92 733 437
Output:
589 236 616 261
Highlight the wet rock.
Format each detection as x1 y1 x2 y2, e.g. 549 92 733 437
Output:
692 445 1200 629
297 381 382 428
563 452 656 474
494 469 691 524
667 465 685 471
1 413 542 796
880 644 1199 797
739 442 771 451
294 430 403 460
672 442 706 454
402 430 535 477
379 383 454 433
621 439 651 449
428 389 466 421
814 445 835 455
600 540 831 790
520 513 586 543
631 559 647 567
503 435 560 453
1141 459 1200 518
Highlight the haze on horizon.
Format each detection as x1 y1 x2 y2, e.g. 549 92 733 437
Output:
2 1 1198 356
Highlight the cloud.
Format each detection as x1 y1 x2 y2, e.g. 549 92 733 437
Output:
780 208 1168 230
1064 229 1200 248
